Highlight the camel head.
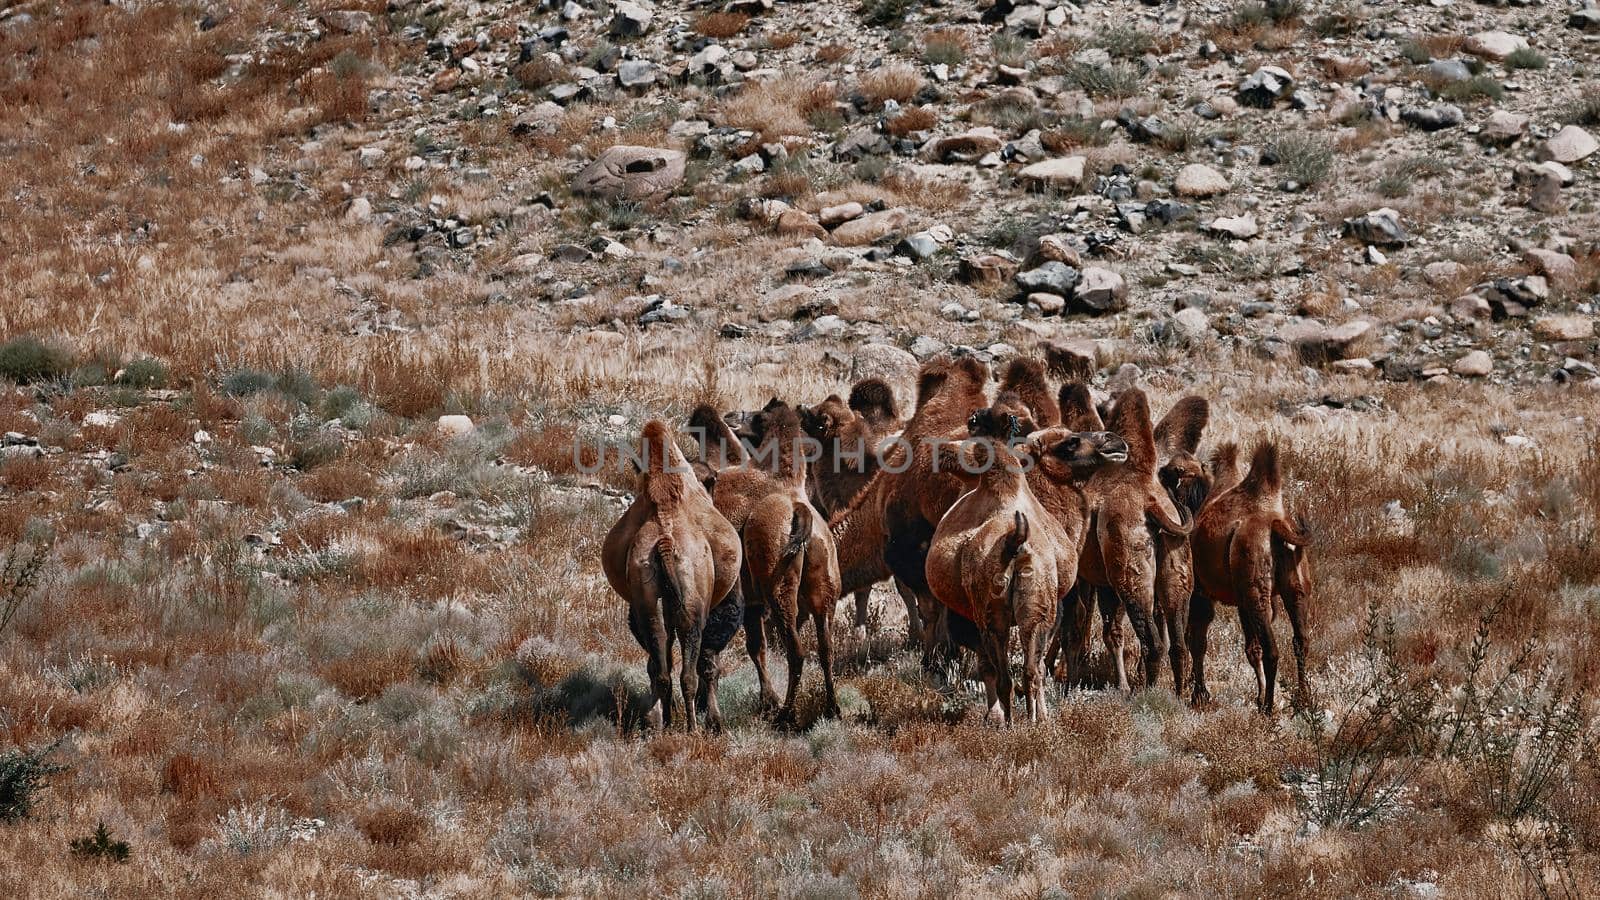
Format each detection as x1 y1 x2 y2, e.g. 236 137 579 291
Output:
1158 451 1211 517
966 404 1026 443
796 394 851 442
1028 428 1130 482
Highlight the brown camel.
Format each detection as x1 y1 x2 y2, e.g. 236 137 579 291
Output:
1190 440 1313 713
694 400 843 724
601 421 743 731
796 379 920 639
925 423 1131 721
828 357 994 659
1051 387 1192 693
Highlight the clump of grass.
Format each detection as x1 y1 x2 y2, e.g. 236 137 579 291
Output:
222 368 278 397
1505 47 1547 71
1566 88 1600 126
694 11 750 39
1265 133 1334 187
921 28 970 67
115 356 169 388
886 105 937 136
1398 41 1431 65
858 64 923 109
1376 156 1449 198
990 32 1030 68
0 336 71 384
1436 75 1504 104
1042 117 1112 150
1093 26 1156 59
1067 62 1144 99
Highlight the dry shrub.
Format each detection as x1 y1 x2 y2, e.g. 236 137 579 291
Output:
320 646 415 701
694 11 750 39
358 802 427 846
767 32 800 50
886 105 937 136
858 63 923 109
299 460 379 503
0 455 55 493
162 751 222 799
513 56 567 90
716 76 820 140
815 44 851 63
503 424 596 476
881 168 969 212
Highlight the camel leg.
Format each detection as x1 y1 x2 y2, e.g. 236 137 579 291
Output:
678 621 702 733
988 628 1015 725
852 588 871 637
1099 587 1130 692
1279 584 1310 703
815 611 840 719
744 602 781 713
1187 592 1215 707
1020 620 1048 722
1239 610 1275 715
770 560 808 726
697 649 723 732
1156 541 1192 696
646 603 673 729
976 636 1000 721
894 578 923 651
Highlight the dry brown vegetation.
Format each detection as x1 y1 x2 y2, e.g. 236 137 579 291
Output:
3 0 1600 895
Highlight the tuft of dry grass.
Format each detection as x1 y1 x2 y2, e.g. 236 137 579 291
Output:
858 63 924 109
694 11 751 39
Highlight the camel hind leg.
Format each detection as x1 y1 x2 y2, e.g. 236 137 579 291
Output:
1187 592 1215 707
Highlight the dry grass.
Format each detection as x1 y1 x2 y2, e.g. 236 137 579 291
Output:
858 63 924 109
694 12 751 39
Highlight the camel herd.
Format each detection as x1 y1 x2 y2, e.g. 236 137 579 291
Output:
601 353 1313 731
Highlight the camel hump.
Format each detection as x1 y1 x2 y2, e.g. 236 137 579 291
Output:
998 358 1060 429
1241 440 1283 498
1057 382 1104 431
1105 387 1158 474
849 377 898 424
1155 395 1210 458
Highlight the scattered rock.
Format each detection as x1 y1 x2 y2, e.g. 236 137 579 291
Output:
1017 156 1086 190
1175 164 1230 198
437 415 475 438
1451 350 1493 378
1478 110 1528 146
1172 307 1212 343
1401 104 1462 132
1523 249 1577 283
1014 261 1080 298
926 128 1004 163
1538 126 1598 164
1464 31 1528 62
960 253 1019 284
1206 213 1259 240
1342 208 1409 247
1533 316 1596 342
572 145 685 201
819 202 865 226
320 10 374 34
609 1 654 38
830 208 908 246
1074 267 1127 314
1237 66 1295 108
852 343 919 382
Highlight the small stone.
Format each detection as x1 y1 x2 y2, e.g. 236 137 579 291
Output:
1533 316 1596 342
1342 208 1409 247
819 202 865 226
344 197 372 222
1017 156 1086 190
617 60 657 87
320 10 374 34
609 1 654 37
1401 104 1463 131
1074 266 1127 313
1451 350 1493 377
1206 213 1259 239
1426 59 1471 83
897 232 940 259
852 343 919 382
925 128 1004 163
1538 126 1599 164
1015 261 1080 297
1174 164 1230 198
572 145 686 201
1463 31 1528 62
776 209 827 238
830 208 908 246
1029 292 1066 315
909 335 947 359
437 415 475 437
1524 249 1577 282
960 253 1019 284
1237 65 1295 108
1478 110 1528 146
1172 307 1211 343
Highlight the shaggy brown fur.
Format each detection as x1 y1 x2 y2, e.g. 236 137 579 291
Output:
1190 440 1312 713
1054 388 1191 693
1043 341 1096 384
602 421 742 731
925 428 1130 721
797 381 918 639
830 356 993 663
703 401 843 724
997 358 1061 430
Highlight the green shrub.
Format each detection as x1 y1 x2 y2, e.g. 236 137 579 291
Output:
1438 75 1504 104
0 739 66 822
1505 48 1546 71
223 369 277 397
858 0 915 28
1067 62 1144 99
1093 26 1155 59
115 357 168 389
69 822 131 862
0 336 70 384
1266 133 1335 187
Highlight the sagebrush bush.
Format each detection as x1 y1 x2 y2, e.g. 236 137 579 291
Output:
0 336 71 384
1266 133 1335 187
1068 62 1144 99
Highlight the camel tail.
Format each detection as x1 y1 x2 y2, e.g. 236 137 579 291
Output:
1240 440 1283 499
782 503 813 561
1271 515 1311 548
999 510 1032 609
653 535 686 632
1147 498 1191 537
